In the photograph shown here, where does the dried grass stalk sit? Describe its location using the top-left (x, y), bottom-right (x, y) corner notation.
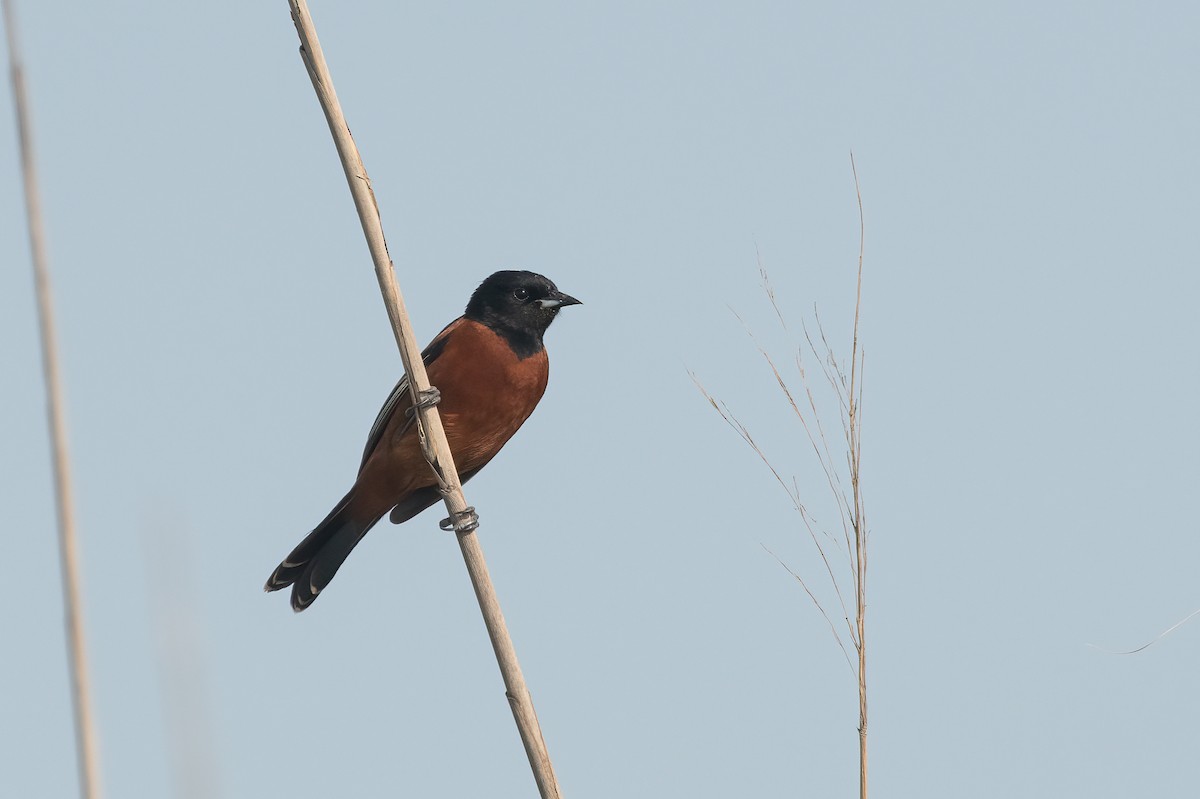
top-left (4, 2), bottom-right (103, 797)
top-left (694, 154), bottom-right (869, 799)
top-left (285, 3), bottom-right (561, 796)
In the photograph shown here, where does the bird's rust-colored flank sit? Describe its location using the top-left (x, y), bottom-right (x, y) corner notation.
top-left (265, 270), bottom-right (580, 612)
top-left (353, 317), bottom-right (549, 520)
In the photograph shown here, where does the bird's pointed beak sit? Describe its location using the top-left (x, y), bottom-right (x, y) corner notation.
top-left (536, 291), bottom-right (582, 310)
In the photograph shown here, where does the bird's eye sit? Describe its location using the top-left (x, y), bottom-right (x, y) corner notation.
top-left (513, 288), bottom-right (530, 301)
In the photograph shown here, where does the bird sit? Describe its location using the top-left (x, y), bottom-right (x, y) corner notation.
top-left (265, 270), bottom-right (580, 611)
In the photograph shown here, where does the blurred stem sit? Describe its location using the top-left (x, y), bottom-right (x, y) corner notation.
top-left (4, 2), bottom-right (103, 798)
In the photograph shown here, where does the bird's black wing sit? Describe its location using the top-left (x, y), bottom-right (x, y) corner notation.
top-left (357, 319), bottom-right (457, 473)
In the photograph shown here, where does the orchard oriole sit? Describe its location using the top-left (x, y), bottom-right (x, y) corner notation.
top-left (265, 270), bottom-right (580, 611)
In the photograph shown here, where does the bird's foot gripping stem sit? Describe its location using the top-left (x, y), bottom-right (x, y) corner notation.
top-left (405, 386), bottom-right (442, 418)
top-left (440, 506), bottom-right (479, 534)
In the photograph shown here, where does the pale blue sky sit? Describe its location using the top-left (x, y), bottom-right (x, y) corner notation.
top-left (3, 2), bottom-right (1198, 797)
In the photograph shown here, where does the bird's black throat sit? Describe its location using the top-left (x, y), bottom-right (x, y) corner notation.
top-left (480, 318), bottom-right (546, 360)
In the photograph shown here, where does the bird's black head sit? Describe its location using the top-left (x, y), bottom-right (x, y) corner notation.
top-left (464, 270), bottom-right (581, 358)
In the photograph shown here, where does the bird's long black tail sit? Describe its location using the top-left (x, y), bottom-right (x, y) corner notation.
top-left (264, 489), bottom-right (383, 612)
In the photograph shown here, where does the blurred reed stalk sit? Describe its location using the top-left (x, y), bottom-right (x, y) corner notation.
top-left (694, 155), bottom-right (869, 799)
top-left (140, 517), bottom-right (221, 799)
top-left (3, 2), bottom-right (103, 798)
top-left (285, 3), bottom-right (562, 796)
